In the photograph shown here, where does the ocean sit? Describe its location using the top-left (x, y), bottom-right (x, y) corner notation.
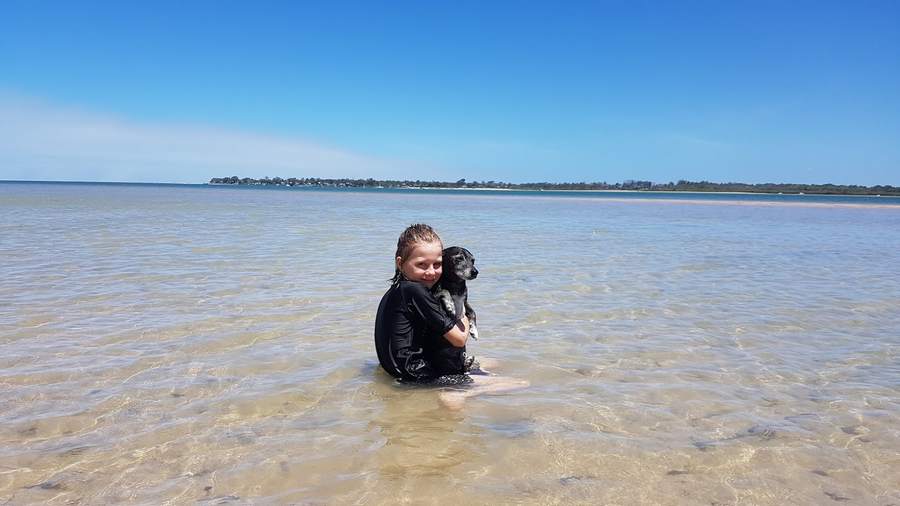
top-left (2, 181), bottom-right (899, 504)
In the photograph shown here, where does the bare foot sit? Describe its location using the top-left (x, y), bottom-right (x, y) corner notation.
top-left (477, 357), bottom-right (501, 370)
top-left (470, 375), bottom-right (529, 391)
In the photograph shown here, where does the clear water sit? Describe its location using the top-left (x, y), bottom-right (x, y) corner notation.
top-left (2, 182), bottom-right (898, 504)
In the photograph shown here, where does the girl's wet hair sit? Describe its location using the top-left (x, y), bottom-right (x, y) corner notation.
top-left (391, 224), bottom-right (443, 285)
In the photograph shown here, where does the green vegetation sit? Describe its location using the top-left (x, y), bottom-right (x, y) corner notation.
top-left (208, 176), bottom-right (900, 196)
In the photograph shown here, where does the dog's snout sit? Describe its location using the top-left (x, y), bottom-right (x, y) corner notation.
top-left (470, 266), bottom-right (478, 278)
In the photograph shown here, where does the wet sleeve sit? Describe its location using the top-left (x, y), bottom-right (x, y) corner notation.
top-left (405, 283), bottom-right (459, 335)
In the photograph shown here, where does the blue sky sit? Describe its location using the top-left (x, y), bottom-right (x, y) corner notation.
top-left (2, 1), bottom-right (899, 185)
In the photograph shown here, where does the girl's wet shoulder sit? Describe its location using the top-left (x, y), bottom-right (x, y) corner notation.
top-left (398, 279), bottom-right (426, 291)
top-left (398, 279), bottom-right (433, 298)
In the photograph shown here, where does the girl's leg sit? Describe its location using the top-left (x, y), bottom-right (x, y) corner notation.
top-left (438, 375), bottom-right (529, 410)
top-left (476, 356), bottom-right (500, 370)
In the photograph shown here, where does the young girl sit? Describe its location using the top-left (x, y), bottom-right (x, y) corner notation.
top-left (374, 224), bottom-right (474, 386)
top-left (374, 224), bottom-right (528, 407)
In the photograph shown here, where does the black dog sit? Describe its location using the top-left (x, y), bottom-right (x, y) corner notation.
top-left (433, 246), bottom-right (479, 340)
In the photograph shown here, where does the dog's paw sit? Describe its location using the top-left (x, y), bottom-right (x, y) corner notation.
top-left (469, 324), bottom-right (479, 340)
top-left (436, 289), bottom-right (455, 315)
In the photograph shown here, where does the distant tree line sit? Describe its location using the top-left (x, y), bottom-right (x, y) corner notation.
top-left (208, 176), bottom-right (900, 195)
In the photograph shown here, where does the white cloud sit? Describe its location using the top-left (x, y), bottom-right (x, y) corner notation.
top-left (0, 92), bottom-right (432, 183)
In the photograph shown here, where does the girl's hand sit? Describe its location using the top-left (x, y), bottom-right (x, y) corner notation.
top-left (444, 315), bottom-right (470, 347)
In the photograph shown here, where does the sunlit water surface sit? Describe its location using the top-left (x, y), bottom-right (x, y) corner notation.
top-left (2, 183), bottom-right (899, 505)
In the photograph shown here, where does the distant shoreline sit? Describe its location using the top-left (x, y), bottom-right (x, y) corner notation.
top-left (3, 179), bottom-right (898, 197)
top-left (408, 186), bottom-right (893, 197)
top-left (207, 177), bottom-right (900, 197)
top-left (395, 187), bottom-right (893, 198)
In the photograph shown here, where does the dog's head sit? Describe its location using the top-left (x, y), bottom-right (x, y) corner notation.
top-left (442, 246), bottom-right (478, 281)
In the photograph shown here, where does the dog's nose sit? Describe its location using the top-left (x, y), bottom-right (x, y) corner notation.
top-left (471, 266), bottom-right (478, 278)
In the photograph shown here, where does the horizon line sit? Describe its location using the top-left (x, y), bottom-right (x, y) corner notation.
top-left (4, 177), bottom-right (900, 190)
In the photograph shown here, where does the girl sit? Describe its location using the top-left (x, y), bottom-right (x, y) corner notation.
top-left (374, 224), bottom-right (528, 407)
top-left (374, 224), bottom-right (474, 386)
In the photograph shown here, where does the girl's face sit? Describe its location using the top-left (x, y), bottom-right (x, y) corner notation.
top-left (397, 241), bottom-right (443, 288)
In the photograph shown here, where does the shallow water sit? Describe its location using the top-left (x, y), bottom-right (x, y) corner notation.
top-left (2, 182), bottom-right (899, 505)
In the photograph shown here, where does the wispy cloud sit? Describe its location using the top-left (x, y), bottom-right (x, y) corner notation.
top-left (0, 92), bottom-right (432, 183)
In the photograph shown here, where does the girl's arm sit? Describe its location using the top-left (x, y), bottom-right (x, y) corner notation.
top-left (443, 315), bottom-right (469, 348)
top-left (405, 282), bottom-right (467, 346)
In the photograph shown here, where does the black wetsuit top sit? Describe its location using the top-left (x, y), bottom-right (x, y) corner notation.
top-left (374, 280), bottom-right (467, 382)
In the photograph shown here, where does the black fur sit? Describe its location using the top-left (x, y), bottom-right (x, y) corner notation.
top-left (433, 246), bottom-right (479, 340)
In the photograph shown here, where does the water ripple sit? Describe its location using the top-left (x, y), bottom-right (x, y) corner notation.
top-left (2, 183), bottom-right (899, 504)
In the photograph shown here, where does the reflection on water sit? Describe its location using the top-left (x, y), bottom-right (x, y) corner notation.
top-left (1, 183), bottom-right (899, 504)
